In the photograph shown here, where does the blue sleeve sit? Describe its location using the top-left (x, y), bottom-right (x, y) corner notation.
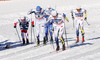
top-left (44, 15), bottom-right (49, 18)
top-left (31, 11), bottom-right (35, 13)
top-left (51, 8), bottom-right (54, 11)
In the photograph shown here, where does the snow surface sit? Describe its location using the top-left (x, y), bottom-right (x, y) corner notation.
top-left (0, 0), bottom-right (100, 60)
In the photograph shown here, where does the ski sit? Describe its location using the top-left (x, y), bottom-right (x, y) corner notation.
top-left (49, 47), bottom-right (68, 54)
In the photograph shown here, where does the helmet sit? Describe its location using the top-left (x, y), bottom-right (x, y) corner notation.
top-left (20, 16), bottom-right (24, 20)
top-left (20, 16), bottom-right (25, 22)
top-left (51, 10), bottom-right (57, 16)
top-left (36, 6), bottom-right (41, 12)
top-left (76, 6), bottom-right (81, 9)
top-left (47, 5), bottom-right (51, 8)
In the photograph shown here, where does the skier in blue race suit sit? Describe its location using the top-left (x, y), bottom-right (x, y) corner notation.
top-left (44, 5), bottom-right (54, 42)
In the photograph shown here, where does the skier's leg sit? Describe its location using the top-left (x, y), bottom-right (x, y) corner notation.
top-left (21, 30), bottom-right (25, 45)
top-left (59, 24), bottom-right (66, 50)
top-left (24, 30), bottom-right (29, 44)
top-left (45, 24), bottom-right (48, 42)
top-left (49, 24), bottom-right (53, 41)
top-left (80, 21), bottom-right (85, 42)
top-left (54, 24), bottom-right (59, 51)
top-left (41, 24), bottom-right (46, 45)
top-left (76, 23), bottom-right (79, 43)
top-left (35, 23), bottom-right (40, 45)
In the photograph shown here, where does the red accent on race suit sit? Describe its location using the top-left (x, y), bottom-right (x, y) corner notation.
top-left (14, 22), bottom-right (18, 26)
top-left (81, 19), bottom-right (83, 21)
top-left (61, 25), bottom-right (63, 27)
top-left (57, 20), bottom-right (63, 25)
top-left (35, 16), bottom-right (43, 20)
top-left (75, 15), bottom-right (83, 17)
top-left (31, 21), bottom-right (34, 25)
top-left (21, 30), bottom-right (27, 33)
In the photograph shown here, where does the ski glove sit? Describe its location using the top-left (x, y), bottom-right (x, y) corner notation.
top-left (14, 25), bottom-right (16, 28)
top-left (32, 25), bottom-right (34, 27)
top-left (31, 21), bottom-right (34, 27)
top-left (14, 22), bottom-right (18, 28)
top-left (72, 17), bottom-right (74, 20)
top-left (84, 17), bottom-right (87, 21)
top-left (63, 13), bottom-right (66, 18)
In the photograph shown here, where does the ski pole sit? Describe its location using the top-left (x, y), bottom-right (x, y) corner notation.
top-left (64, 17), bottom-right (69, 48)
top-left (73, 19), bottom-right (75, 29)
top-left (64, 26), bottom-right (69, 48)
top-left (32, 24), bottom-right (36, 43)
top-left (15, 27), bottom-right (21, 42)
top-left (31, 14), bottom-right (33, 44)
top-left (85, 20), bottom-right (90, 25)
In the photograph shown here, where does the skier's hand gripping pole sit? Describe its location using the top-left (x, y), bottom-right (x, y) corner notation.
top-left (63, 13), bottom-right (69, 22)
top-left (84, 11), bottom-right (90, 25)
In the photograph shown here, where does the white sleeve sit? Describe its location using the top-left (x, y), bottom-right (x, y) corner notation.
top-left (25, 17), bottom-right (30, 22)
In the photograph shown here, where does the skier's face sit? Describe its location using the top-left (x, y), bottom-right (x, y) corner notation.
top-left (48, 8), bottom-right (51, 10)
top-left (21, 19), bottom-right (25, 22)
top-left (53, 16), bottom-right (57, 19)
top-left (77, 9), bottom-right (81, 12)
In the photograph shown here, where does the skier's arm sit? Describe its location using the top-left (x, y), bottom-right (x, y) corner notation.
top-left (71, 10), bottom-right (74, 20)
top-left (63, 13), bottom-right (69, 22)
top-left (27, 9), bottom-right (35, 15)
top-left (84, 10), bottom-right (87, 20)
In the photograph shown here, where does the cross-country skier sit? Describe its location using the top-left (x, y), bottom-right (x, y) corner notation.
top-left (44, 5), bottom-right (54, 42)
top-left (14, 16), bottom-right (30, 45)
top-left (71, 6), bottom-right (87, 43)
top-left (28, 6), bottom-right (46, 46)
top-left (48, 10), bottom-right (69, 51)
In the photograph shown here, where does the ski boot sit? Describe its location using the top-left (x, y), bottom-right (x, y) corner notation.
top-left (50, 37), bottom-right (53, 44)
top-left (82, 37), bottom-right (85, 43)
top-left (46, 37), bottom-right (48, 42)
top-left (62, 44), bottom-right (66, 51)
top-left (37, 37), bottom-right (40, 46)
top-left (45, 37), bottom-right (48, 42)
top-left (26, 39), bottom-right (29, 44)
top-left (76, 37), bottom-right (79, 43)
top-left (43, 37), bottom-right (46, 45)
top-left (23, 38), bottom-right (25, 45)
top-left (56, 45), bottom-right (60, 51)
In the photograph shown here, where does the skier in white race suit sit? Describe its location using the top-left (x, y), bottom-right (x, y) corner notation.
top-left (71, 6), bottom-right (87, 43)
top-left (28, 6), bottom-right (46, 46)
top-left (48, 10), bottom-right (69, 51)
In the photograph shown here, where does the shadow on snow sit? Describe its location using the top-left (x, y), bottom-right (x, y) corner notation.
top-left (70, 42), bottom-right (93, 48)
top-left (0, 39), bottom-right (34, 51)
top-left (88, 37), bottom-right (100, 41)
